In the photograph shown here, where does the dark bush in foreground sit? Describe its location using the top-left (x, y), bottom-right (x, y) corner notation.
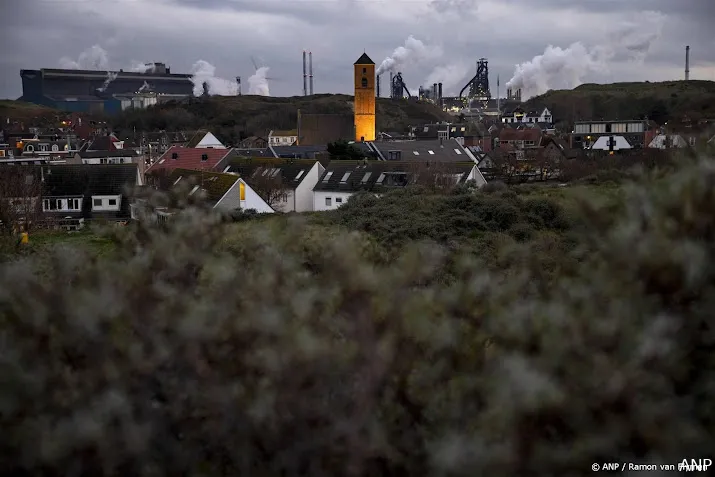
top-left (2, 160), bottom-right (715, 475)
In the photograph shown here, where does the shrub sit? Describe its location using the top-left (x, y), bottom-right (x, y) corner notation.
top-left (2, 159), bottom-right (715, 475)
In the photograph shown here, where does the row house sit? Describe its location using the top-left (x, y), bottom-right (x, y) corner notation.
top-left (0, 164), bottom-right (138, 229)
top-left (502, 107), bottom-right (553, 125)
top-left (571, 120), bottom-right (657, 149)
top-left (313, 161), bottom-right (485, 211)
top-left (268, 130), bottom-right (298, 146)
top-left (133, 168), bottom-right (273, 223)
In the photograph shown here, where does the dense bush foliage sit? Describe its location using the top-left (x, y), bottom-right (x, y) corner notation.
top-left (2, 159), bottom-right (715, 475)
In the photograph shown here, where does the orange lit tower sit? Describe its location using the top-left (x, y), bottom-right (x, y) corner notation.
top-left (354, 53), bottom-right (376, 142)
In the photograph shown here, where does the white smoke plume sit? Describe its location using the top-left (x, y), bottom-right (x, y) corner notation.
top-left (424, 63), bottom-right (470, 96)
top-left (506, 11), bottom-right (665, 98)
top-left (248, 67), bottom-right (270, 96)
top-left (129, 61), bottom-right (154, 73)
top-left (59, 45), bottom-right (110, 70)
top-left (376, 35), bottom-right (441, 76)
top-left (190, 60), bottom-right (238, 96)
top-left (97, 72), bottom-right (118, 93)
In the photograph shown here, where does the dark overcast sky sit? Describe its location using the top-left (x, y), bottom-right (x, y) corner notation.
top-left (0, 0), bottom-right (713, 99)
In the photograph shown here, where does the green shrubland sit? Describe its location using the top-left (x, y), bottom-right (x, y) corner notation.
top-left (1, 159), bottom-right (714, 475)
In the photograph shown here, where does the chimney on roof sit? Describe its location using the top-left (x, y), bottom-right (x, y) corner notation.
top-left (309, 51), bottom-right (314, 95)
top-left (303, 50), bottom-right (307, 96)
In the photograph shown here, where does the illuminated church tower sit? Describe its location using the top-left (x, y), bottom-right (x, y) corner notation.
top-left (354, 53), bottom-right (376, 142)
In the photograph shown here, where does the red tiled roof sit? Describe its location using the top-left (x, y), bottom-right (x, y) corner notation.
top-left (146, 146), bottom-right (231, 174)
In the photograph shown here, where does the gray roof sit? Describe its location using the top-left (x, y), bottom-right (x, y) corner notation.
top-left (224, 157), bottom-right (319, 189)
top-left (313, 160), bottom-right (475, 193)
top-left (371, 139), bottom-right (475, 162)
top-left (232, 148), bottom-right (274, 158)
top-left (271, 145), bottom-right (328, 158)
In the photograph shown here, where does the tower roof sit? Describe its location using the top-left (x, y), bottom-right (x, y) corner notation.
top-left (354, 53), bottom-right (375, 65)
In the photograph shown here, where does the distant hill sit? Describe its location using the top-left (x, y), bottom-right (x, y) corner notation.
top-left (0, 100), bottom-right (62, 126)
top-left (110, 94), bottom-right (453, 144)
top-left (525, 80), bottom-right (715, 125)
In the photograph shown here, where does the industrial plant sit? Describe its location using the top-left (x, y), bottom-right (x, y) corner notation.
top-left (375, 56), bottom-right (523, 118)
top-left (19, 63), bottom-right (195, 114)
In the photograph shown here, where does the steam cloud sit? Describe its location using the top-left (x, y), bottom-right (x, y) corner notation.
top-left (59, 45), bottom-right (110, 70)
top-left (506, 11), bottom-right (665, 98)
top-left (190, 60), bottom-right (239, 96)
top-left (97, 72), bottom-right (118, 93)
top-left (248, 67), bottom-right (270, 96)
top-left (376, 35), bottom-right (441, 76)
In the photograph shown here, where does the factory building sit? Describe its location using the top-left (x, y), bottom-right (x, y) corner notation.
top-left (354, 53), bottom-right (376, 142)
top-left (19, 63), bottom-right (193, 114)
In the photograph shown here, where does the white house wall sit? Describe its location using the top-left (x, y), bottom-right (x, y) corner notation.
top-left (313, 191), bottom-right (353, 211)
top-left (195, 132), bottom-right (226, 149)
top-left (294, 162), bottom-right (324, 212)
top-left (240, 178), bottom-right (274, 213)
top-left (591, 136), bottom-right (632, 150)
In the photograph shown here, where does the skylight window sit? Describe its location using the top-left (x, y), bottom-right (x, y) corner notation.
top-left (454, 149), bottom-right (462, 154)
top-left (322, 171), bottom-right (333, 182)
top-left (189, 185), bottom-right (200, 195)
top-left (428, 150), bottom-right (435, 155)
top-left (295, 170), bottom-right (305, 180)
top-left (223, 165), bottom-right (231, 173)
top-left (340, 172), bottom-right (351, 183)
top-left (376, 173), bottom-right (386, 184)
top-left (270, 168), bottom-right (281, 177)
top-left (413, 151), bottom-right (419, 155)
top-left (361, 172), bottom-right (371, 183)
top-left (173, 176), bottom-right (183, 185)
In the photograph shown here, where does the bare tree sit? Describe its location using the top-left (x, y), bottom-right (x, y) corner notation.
top-left (247, 167), bottom-right (291, 211)
top-left (0, 166), bottom-right (43, 234)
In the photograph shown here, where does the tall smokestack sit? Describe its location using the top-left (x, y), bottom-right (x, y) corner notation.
top-left (377, 74), bottom-right (381, 98)
top-left (433, 83), bottom-right (438, 100)
top-left (302, 50), bottom-right (307, 96)
top-left (438, 83), bottom-right (442, 100)
top-left (236, 76), bottom-right (241, 96)
top-left (309, 51), bottom-right (314, 95)
top-left (497, 74), bottom-right (500, 112)
top-left (685, 45), bottom-right (690, 81)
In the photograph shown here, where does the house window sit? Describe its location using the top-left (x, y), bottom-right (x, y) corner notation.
top-left (336, 197), bottom-right (343, 204)
top-left (93, 198), bottom-right (102, 207)
top-left (325, 197), bottom-right (332, 207)
top-left (361, 77), bottom-right (368, 88)
top-left (239, 182), bottom-right (246, 200)
top-left (171, 152), bottom-right (178, 159)
top-left (201, 154), bottom-right (208, 161)
top-left (689, 136), bottom-right (696, 146)
top-left (108, 198), bottom-right (117, 206)
top-left (363, 67), bottom-right (367, 74)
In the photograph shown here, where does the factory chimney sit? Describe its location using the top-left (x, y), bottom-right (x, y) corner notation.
top-left (236, 76), bottom-right (241, 95)
top-left (377, 74), bottom-right (381, 98)
top-left (685, 45), bottom-right (690, 81)
top-left (433, 83), bottom-right (438, 101)
top-left (302, 50), bottom-right (307, 96)
top-left (309, 51), bottom-right (314, 95)
top-left (497, 74), bottom-right (500, 113)
top-left (438, 83), bottom-right (442, 100)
